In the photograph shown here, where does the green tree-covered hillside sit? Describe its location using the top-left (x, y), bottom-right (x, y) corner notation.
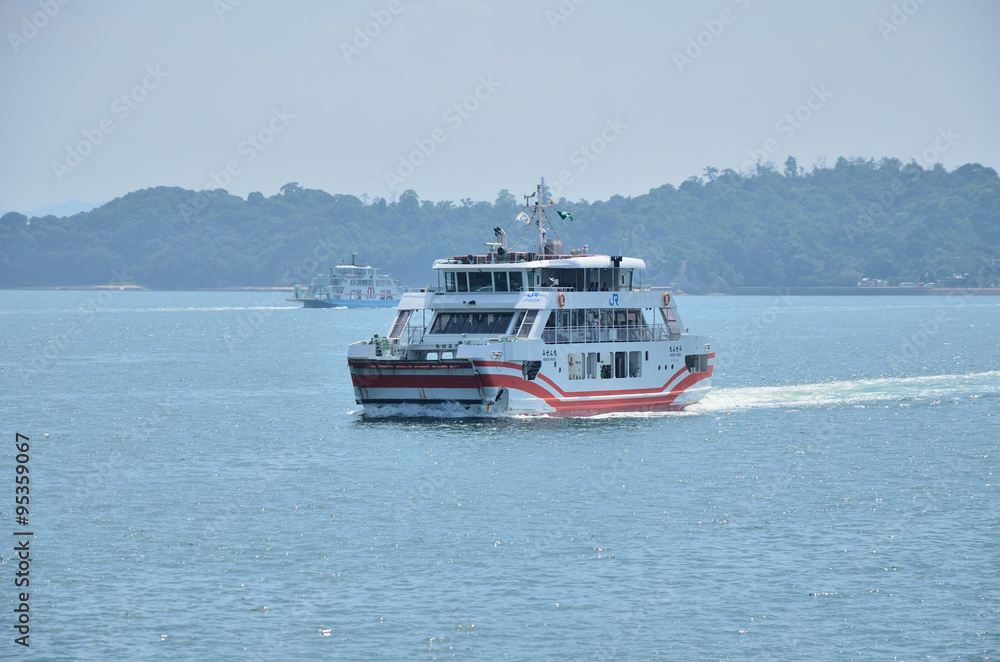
top-left (1, 158), bottom-right (997, 290)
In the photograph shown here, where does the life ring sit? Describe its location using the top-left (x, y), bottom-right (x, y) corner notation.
top-left (558, 292), bottom-right (566, 307)
top-left (663, 291), bottom-right (671, 306)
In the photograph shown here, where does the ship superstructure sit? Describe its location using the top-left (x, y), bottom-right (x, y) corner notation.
top-left (347, 182), bottom-right (713, 415)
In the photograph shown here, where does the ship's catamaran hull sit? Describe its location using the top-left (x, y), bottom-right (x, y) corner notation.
top-left (348, 357), bottom-right (713, 416)
top-left (348, 289), bottom-right (713, 417)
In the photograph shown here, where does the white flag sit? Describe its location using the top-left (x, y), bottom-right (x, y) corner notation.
top-left (516, 212), bottom-right (530, 224)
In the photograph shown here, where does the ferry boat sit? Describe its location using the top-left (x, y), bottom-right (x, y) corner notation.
top-left (347, 182), bottom-right (714, 416)
top-left (287, 255), bottom-right (405, 308)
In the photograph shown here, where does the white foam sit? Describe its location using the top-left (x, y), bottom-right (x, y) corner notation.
top-left (360, 402), bottom-right (499, 419)
top-left (689, 371), bottom-right (1000, 413)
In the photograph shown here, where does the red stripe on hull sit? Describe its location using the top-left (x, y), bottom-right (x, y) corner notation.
top-left (351, 374), bottom-right (483, 389)
top-left (348, 356), bottom-right (712, 416)
top-left (479, 369), bottom-right (712, 414)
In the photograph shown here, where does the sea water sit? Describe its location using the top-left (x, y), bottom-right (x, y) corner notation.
top-left (1, 291), bottom-right (997, 660)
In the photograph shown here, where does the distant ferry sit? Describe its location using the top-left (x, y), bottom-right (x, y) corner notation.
top-left (287, 256), bottom-right (405, 308)
top-left (347, 181), bottom-right (714, 416)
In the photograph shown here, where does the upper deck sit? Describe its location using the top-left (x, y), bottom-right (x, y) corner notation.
top-left (432, 253), bottom-right (648, 294)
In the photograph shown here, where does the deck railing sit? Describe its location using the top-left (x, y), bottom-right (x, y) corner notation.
top-left (541, 324), bottom-right (678, 344)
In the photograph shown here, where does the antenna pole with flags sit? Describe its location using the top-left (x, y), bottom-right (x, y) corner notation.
top-left (534, 181), bottom-right (544, 255)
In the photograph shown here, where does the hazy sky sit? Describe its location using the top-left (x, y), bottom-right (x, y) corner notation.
top-left (2, 0), bottom-right (998, 212)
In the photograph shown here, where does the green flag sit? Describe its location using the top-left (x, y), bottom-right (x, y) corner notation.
top-left (556, 210), bottom-right (573, 221)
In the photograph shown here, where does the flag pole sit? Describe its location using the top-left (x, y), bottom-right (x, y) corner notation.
top-left (534, 180), bottom-right (544, 256)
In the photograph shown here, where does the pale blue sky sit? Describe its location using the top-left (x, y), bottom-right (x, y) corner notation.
top-left (1, 0), bottom-right (998, 212)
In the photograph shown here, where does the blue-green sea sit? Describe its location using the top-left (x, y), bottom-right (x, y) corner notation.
top-left (2, 291), bottom-right (998, 660)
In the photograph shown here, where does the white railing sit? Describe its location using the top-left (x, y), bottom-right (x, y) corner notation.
top-left (541, 324), bottom-right (677, 344)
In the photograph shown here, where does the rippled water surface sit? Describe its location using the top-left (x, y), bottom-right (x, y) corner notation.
top-left (2, 291), bottom-right (998, 660)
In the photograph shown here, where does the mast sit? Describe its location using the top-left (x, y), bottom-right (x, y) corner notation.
top-left (534, 181), bottom-right (544, 254)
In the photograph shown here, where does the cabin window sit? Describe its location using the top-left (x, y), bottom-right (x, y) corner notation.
top-left (615, 351), bottom-right (627, 378)
top-left (542, 311), bottom-right (556, 344)
top-left (472, 312), bottom-right (514, 334)
top-left (511, 310), bottom-right (525, 335)
top-left (388, 310), bottom-right (413, 339)
top-left (522, 360), bottom-right (541, 381)
top-left (685, 354), bottom-right (709, 373)
top-left (445, 272), bottom-right (457, 292)
top-left (469, 271), bottom-right (492, 292)
top-left (629, 351), bottom-right (642, 378)
top-left (660, 307), bottom-right (682, 338)
top-left (517, 309), bottom-right (538, 339)
top-left (599, 353), bottom-right (613, 379)
top-left (429, 312), bottom-right (513, 335)
top-left (494, 272), bottom-right (509, 292)
top-left (586, 352), bottom-right (598, 379)
top-left (456, 272), bottom-right (469, 292)
top-left (567, 353), bottom-right (584, 380)
top-left (509, 272), bottom-right (524, 291)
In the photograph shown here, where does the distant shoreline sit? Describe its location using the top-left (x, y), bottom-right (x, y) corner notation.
top-left (4, 286), bottom-right (296, 292)
top-left (732, 286), bottom-right (1000, 296)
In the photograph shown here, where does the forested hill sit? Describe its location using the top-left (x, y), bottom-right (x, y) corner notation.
top-left (2, 158), bottom-right (998, 291)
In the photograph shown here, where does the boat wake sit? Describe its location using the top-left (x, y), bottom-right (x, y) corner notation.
top-left (352, 402), bottom-right (502, 419)
top-left (349, 371), bottom-right (1000, 420)
top-left (689, 371), bottom-right (1000, 413)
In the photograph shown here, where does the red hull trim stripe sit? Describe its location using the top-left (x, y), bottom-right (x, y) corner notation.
top-left (351, 374), bottom-right (483, 389)
top-left (475, 354), bottom-right (714, 398)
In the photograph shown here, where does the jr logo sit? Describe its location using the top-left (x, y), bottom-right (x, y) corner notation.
top-left (608, 293), bottom-right (620, 307)
top-left (525, 292), bottom-right (540, 300)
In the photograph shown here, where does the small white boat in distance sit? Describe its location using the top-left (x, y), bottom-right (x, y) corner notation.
top-left (287, 254), bottom-right (405, 308)
top-left (347, 181), bottom-right (714, 416)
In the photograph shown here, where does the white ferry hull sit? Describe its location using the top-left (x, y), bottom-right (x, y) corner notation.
top-left (290, 296), bottom-right (402, 308)
top-left (348, 339), bottom-right (713, 417)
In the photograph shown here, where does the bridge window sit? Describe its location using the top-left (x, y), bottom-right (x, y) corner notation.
top-left (469, 272), bottom-right (492, 292)
top-left (494, 272), bottom-right (509, 292)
